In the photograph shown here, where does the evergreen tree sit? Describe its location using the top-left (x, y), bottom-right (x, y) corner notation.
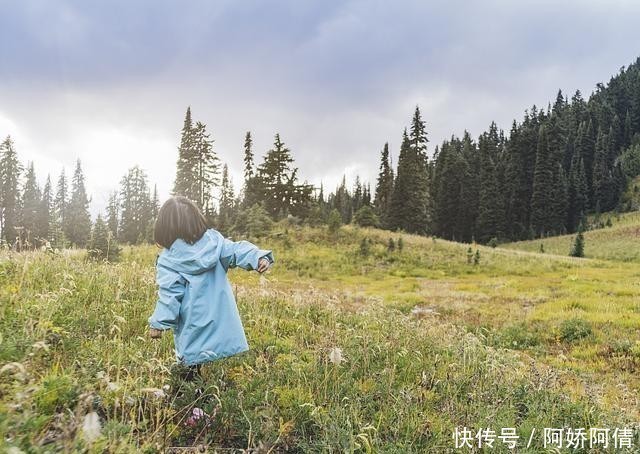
top-left (119, 166), bottom-right (152, 244)
top-left (88, 214), bottom-right (120, 261)
top-left (218, 164), bottom-right (236, 234)
top-left (21, 162), bottom-right (42, 246)
top-left (173, 108), bottom-right (220, 214)
top-left (593, 128), bottom-right (614, 211)
top-left (256, 133), bottom-right (313, 219)
top-left (174, 107), bottom-right (195, 196)
top-left (243, 131), bottom-right (254, 181)
top-left (570, 222), bottom-right (585, 258)
top-left (476, 128), bottom-right (506, 242)
top-left (66, 160), bottom-right (92, 247)
top-left (374, 142), bottom-right (394, 228)
top-left (567, 153), bottom-right (588, 232)
top-left (0, 136), bottom-right (22, 245)
top-left (106, 191), bottom-right (119, 240)
top-left (389, 109), bottom-right (430, 234)
top-left (192, 121), bottom-right (219, 215)
top-left (530, 125), bottom-right (554, 236)
top-left (38, 175), bottom-right (53, 243)
top-left (353, 205), bottom-right (378, 227)
top-left (55, 169), bottom-right (68, 232)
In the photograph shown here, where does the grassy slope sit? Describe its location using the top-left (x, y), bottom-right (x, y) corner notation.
top-left (504, 211), bottom-right (640, 262)
top-left (1, 225), bottom-right (639, 452)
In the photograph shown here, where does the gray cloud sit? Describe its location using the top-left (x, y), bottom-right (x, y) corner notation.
top-left (1, 0), bottom-right (639, 215)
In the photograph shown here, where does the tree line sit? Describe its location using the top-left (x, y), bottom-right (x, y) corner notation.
top-left (3, 56), bottom-right (640, 250)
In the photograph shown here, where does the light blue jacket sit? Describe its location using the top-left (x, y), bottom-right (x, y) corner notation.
top-left (149, 229), bottom-right (274, 365)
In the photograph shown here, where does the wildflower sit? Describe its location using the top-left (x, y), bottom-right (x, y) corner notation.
top-left (329, 347), bottom-right (344, 365)
top-left (107, 382), bottom-right (120, 392)
top-left (82, 411), bottom-right (102, 442)
top-left (185, 407), bottom-right (208, 427)
top-left (141, 387), bottom-right (166, 399)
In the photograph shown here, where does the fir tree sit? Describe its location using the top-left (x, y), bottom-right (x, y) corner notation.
top-left (388, 112), bottom-right (430, 235)
top-left (119, 166), bottom-right (152, 244)
top-left (88, 214), bottom-right (120, 261)
top-left (218, 164), bottom-right (235, 234)
top-left (530, 125), bottom-right (553, 236)
top-left (256, 133), bottom-right (312, 219)
top-left (0, 136), bottom-right (22, 245)
top-left (243, 131), bottom-right (254, 181)
top-left (567, 154), bottom-right (588, 232)
top-left (174, 107), bottom-right (195, 196)
top-left (570, 223), bottom-right (585, 258)
top-left (476, 127), bottom-right (506, 242)
top-left (21, 162), bottom-right (41, 246)
top-left (38, 175), bottom-right (53, 243)
top-left (66, 160), bottom-right (92, 247)
top-left (374, 142), bottom-right (394, 228)
top-left (106, 191), bottom-right (119, 240)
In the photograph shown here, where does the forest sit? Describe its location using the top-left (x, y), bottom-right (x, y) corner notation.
top-left (2, 57), bottom-right (640, 251)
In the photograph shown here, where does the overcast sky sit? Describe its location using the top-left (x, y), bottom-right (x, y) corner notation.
top-left (1, 0), bottom-right (640, 215)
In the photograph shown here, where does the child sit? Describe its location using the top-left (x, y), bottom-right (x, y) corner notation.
top-left (148, 196), bottom-right (274, 374)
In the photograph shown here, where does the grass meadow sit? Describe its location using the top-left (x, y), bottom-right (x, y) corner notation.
top-left (1, 223), bottom-right (640, 452)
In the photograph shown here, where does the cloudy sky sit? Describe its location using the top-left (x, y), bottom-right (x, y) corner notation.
top-left (1, 0), bottom-right (640, 215)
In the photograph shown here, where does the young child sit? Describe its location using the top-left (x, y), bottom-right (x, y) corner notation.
top-left (148, 196), bottom-right (274, 374)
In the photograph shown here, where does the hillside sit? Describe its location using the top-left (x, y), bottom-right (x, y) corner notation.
top-left (505, 210), bottom-right (640, 262)
top-left (1, 225), bottom-right (639, 451)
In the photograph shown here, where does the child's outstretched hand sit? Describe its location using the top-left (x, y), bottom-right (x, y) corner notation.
top-left (257, 258), bottom-right (271, 273)
top-left (149, 328), bottom-right (163, 339)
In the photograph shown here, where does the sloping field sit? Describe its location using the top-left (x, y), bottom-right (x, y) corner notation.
top-left (1, 226), bottom-right (638, 451)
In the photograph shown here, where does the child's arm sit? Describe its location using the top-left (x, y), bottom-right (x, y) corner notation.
top-left (220, 238), bottom-right (274, 272)
top-left (148, 265), bottom-right (186, 335)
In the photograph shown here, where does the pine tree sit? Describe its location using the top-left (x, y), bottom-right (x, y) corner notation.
top-left (567, 153), bottom-right (588, 232)
top-left (550, 162), bottom-right (569, 234)
top-left (106, 191), bottom-right (119, 240)
top-left (374, 142), bottom-right (394, 228)
top-left (192, 121), bottom-right (219, 215)
top-left (256, 133), bottom-right (312, 219)
top-left (38, 175), bottom-right (53, 243)
top-left (243, 131), bottom-right (254, 181)
top-left (174, 107), bottom-right (195, 196)
top-left (88, 214), bottom-right (120, 261)
top-left (66, 160), bottom-right (92, 247)
top-left (218, 164), bottom-right (235, 234)
top-left (173, 108), bottom-right (220, 214)
top-left (21, 162), bottom-right (42, 246)
top-left (530, 125), bottom-right (554, 236)
top-left (119, 166), bottom-right (152, 244)
top-left (476, 128), bottom-right (506, 242)
top-left (388, 108), bottom-right (430, 235)
top-left (0, 136), bottom-right (22, 245)
top-left (570, 222), bottom-right (585, 258)
top-left (593, 128), bottom-right (614, 212)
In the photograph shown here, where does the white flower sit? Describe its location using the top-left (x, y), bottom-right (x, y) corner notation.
top-left (328, 347), bottom-right (344, 365)
top-left (107, 382), bottom-right (120, 392)
top-left (82, 411), bottom-right (102, 442)
top-left (141, 387), bottom-right (166, 399)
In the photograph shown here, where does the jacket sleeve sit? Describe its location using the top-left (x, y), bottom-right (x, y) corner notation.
top-left (220, 238), bottom-right (274, 272)
top-left (148, 265), bottom-right (186, 330)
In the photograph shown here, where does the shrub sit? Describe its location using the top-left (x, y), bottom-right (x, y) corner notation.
top-left (487, 237), bottom-right (498, 248)
top-left (570, 224), bottom-right (585, 258)
top-left (559, 318), bottom-right (593, 343)
top-left (34, 374), bottom-right (78, 415)
top-left (353, 205), bottom-right (379, 228)
top-left (327, 209), bottom-right (342, 234)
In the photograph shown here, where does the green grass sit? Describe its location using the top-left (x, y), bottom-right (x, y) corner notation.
top-left (1, 224), bottom-right (639, 451)
top-left (504, 211), bottom-right (640, 262)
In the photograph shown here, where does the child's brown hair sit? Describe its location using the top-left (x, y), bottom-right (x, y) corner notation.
top-left (154, 196), bottom-right (209, 249)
